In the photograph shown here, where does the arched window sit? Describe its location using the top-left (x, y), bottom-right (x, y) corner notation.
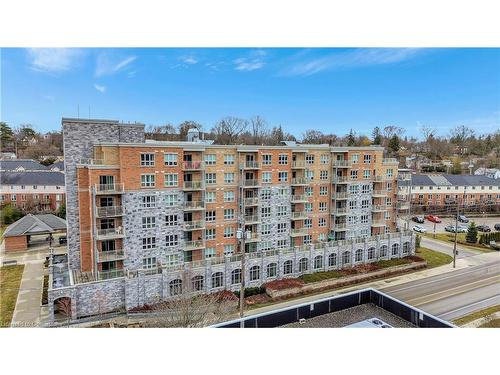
top-left (313, 255), bottom-right (323, 269)
top-left (249, 266), bottom-right (260, 281)
top-left (231, 269), bottom-right (241, 285)
top-left (266, 263), bottom-right (277, 278)
top-left (328, 253), bottom-right (337, 267)
top-left (367, 247), bottom-right (375, 260)
top-left (403, 242), bottom-right (410, 255)
top-left (169, 279), bottom-right (182, 296)
top-left (298, 258), bottom-right (308, 272)
top-left (283, 260), bottom-right (293, 275)
top-left (355, 249), bottom-right (363, 262)
top-left (392, 243), bottom-right (400, 256)
top-left (211, 272), bottom-right (224, 288)
top-left (192, 275), bottom-right (204, 291)
top-left (342, 251), bottom-right (351, 264)
top-left (380, 245), bottom-right (388, 257)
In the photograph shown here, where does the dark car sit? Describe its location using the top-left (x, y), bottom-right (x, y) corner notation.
top-left (412, 216), bottom-right (424, 223)
top-left (59, 236), bottom-right (67, 245)
top-left (495, 223), bottom-right (500, 231)
top-left (476, 225), bottom-right (491, 233)
top-left (458, 215), bottom-right (469, 223)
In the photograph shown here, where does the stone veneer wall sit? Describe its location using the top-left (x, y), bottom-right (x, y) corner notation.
top-left (259, 186), bottom-right (291, 250)
top-left (346, 182), bottom-right (373, 239)
top-left (62, 119), bottom-right (144, 270)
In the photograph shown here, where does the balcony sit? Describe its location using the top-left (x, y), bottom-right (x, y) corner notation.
top-left (373, 175), bottom-right (391, 182)
top-left (332, 160), bottom-right (351, 168)
top-left (183, 220), bottom-right (205, 231)
top-left (95, 183), bottom-right (124, 194)
top-left (290, 228), bottom-right (309, 237)
top-left (243, 197), bottom-right (259, 206)
top-left (333, 192), bottom-right (349, 200)
top-left (95, 228), bottom-right (125, 240)
top-left (383, 158), bottom-right (399, 165)
top-left (244, 214), bottom-right (260, 224)
top-left (183, 181), bottom-right (204, 190)
top-left (96, 205), bottom-right (123, 218)
top-left (332, 176), bottom-right (350, 184)
top-left (291, 161), bottom-right (306, 169)
top-left (332, 207), bottom-right (348, 216)
top-left (372, 205), bottom-right (387, 212)
top-left (245, 233), bottom-right (261, 243)
top-left (242, 179), bottom-right (260, 188)
top-left (332, 223), bottom-right (348, 231)
top-left (372, 190), bottom-right (388, 197)
top-left (96, 249), bottom-right (125, 263)
top-left (291, 194), bottom-right (308, 203)
top-left (183, 161), bottom-right (204, 170)
top-left (97, 269), bottom-right (125, 281)
top-left (184, 240), bottom-right (205, 251)
top-left (241, 161), bottom-right (260, 169)
top-left (184, 200), bottom-right (205, 210)
top-left (397, 202), bottom-right (410, 210)
top-left (291, 177), bottom-right (309, 186)
top-left (291, 211), bottom-right (308, 220)
top-left (371, 219), bottom-right (386, 227)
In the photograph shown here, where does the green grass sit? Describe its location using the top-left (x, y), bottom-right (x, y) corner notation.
top-left (300, 270), bottom-right (346, 283)
top-left (0, 265), bottom-right (25, 327)
top-left (415, 247), bottom-right (453, 268)
top-left (423, 232), bottom-right (493, 253)
top-left (453, 304), bottom-right (500, 326)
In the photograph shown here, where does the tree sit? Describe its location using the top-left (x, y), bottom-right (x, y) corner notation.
top-left (466, 222), bottom-right (478, 244)
top-left (57, 203), bottom-right (66, 219)
top-left (415, 234), bottom-right (421, 249)
top-left (40, 157), bottom-right (57, 166)
top-left (0, 205), bottom-right (24, 225)
top-left (178, 121), bottom-right (202, 140)
top-left (302, 130), bottom-right (326, 144)
top-left (450, 159), bottom-right (462, 175)
top-left (383, 125), bottom-right (405, 139)
top-left (249, 116), bottom-right (269, 145)
top-left (0, 122), bottom-right (14, 148)
top-left (450, 125), bottom-right (475, 154)
top-left (388, 135), bottom-right (401, 154)
top-left (346, 129), bottom-right (356, 146)
top-left (372, 126), bottom-right (382, 145)
top-left (211, 117), bottom-right (248, 144)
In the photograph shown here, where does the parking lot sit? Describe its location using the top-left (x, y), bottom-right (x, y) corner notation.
top-left (402, 215), bottom-right (500, 233)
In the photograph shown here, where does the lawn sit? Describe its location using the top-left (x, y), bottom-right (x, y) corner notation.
top-left (453, 304), bottom-right (500, 326)
top-left (423, 232), bottom-right (493, 253)
top-left (415, 247), bottom-right (453, 268)
top-left (0, 265), bottom-right (25, 327)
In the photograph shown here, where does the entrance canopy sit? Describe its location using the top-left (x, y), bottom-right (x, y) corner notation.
top-left (3, 214), bottom-right (67, 238)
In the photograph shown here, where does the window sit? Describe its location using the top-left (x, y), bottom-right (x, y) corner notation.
top-left (349, 201), bottom-right (357, 210)
top-left (142, 257), bottom-right (156, 269)
top-left (205, 173), bottom-right (216, 184)
top-left (305, 186), bottom-right (313, 196)
top-left (224, 154), bottom-right (235, 165)
top-left (141, 174), bottom-right (155, 187)
top-left (320, 154), bottom-right (329, 164)
top-left (262, 172), bottom-right (272, 183)
top-left (350, 170), bottom-right (358, 180)
top-left (205, 228), bottom-right (216, 240)
top-left (169, 279), bottom-right (182, 295)
top-left (305, 202), bottom-right (312, 212)
top-left (360, 215), bottom-right (369, 224)
top-left (319, 233), bottom-right (326, 241)
top-left (33, 186), bottom-right (38, 190)
top-left (367, 247), bottom-right (375, 260)
top-left (165, 214), bottom-right (178, 226)
top-left (314, 255), bottom-right (323, 269)
top-left (278, 259), bottom-right (292, 275)
top-left (224, 226), bottom-right (234, 238)
top-left (165, 194), bottom-right (177, 206)
top-left (319, 217), bottom-right (326, 227)
top-left (206, 210), bottom-right (216, 222)
top-left (362, 184), bottom-right (370, 194)
top-left (277, 239), bottom-right (287, 248)
top-left (299, 258), bottom-right (308, 272)
top-left (277, 222), bottom-right (287, 233)
top-left (165, 254), bottom-right (179, 266)
top-left (204, 154), bottom-right (216, 165)
top-left (277, 206), bottom-right (287, 217)
top-left (140, 153), bottom-right (155, 166)
top-left (262, 154), bottom-right (272, 165)
top-left (165, 235), bottom-right (178, 247)
top-left (142, 237), bottom-right (156, 249)
top-left (320, 170), bottom-right (328, 180)
top-left (380, 245), bottom-right (388, 257)
top-left (319, 202), bottom-right (327, 212)
top-left (304, 218), bottom-right (312, 228)
top-left (392, 243), bottom-right (400, 256)
top-left (363, 154), bottom-right (371, 164)
top-left (192, 276), bottom-right (204, 291)
top-left (361, 199), bottom-right (370, 209)
top-left (261, 224), bottom-right (271, 236)
top-left (164, 173), bottom-right (178, 187)
top-left (261, 206), bottom-right (271, 218)
top-left (351, 154), bottom-right (359, 163)
top-left (266, 263), bottom-right (277, 278)
top-left (224, 208), bottom-right (235, 220)
top-left (355, 249), bottom-right (363, 262)
top-left (205, 191), bottom-right (216, 203)
top-left (385, 211), bottom-right (391, 220)
top-left (320, 186), bottom-right (328, 196)
top-left (278, 171), bottom-right (288, 182)
top-left (11, 194), bottom-right (16, 201)
top-left (304, 235), bottom-right (312, 244)
top-left (278, 154), bottom-right (288, 165)
top-left (260, 241), bottom-right (272, 251)
top-left (342, 251), bottom-right (351, 264)
top-left (249, 266), bottom-right (260, 281)
top-left (305, 170), bottom-right (314, 180)
top-left (349, 184), bottom-right (359, 194)
top-left (164, 153), bottom-right (178, 166)
top-left (212, 272), bottom-right (224, 288)
top-left (142, 195), bottom-right (156, 208)
top-left (403, 242), bottom-right (410, 255)
top-left (363, 170), bottom-right (371, 179)
top-left (328, 253), bottom-right (337, 267)
top-left (142, 216), bottom-right (156, 229)
top-left (224, 172), bottom-right (235, 184)
top-left (306, 154), bottom-right (315, 165)
top-left (261, 188), bottom-right (271, 200)
top-left (231, 269), bottom-right (241, 284)
top-left (387, 168), bottom-right (393, 177)
top-left (215, 191), bottom-right (229, 204)
top-left (224, 244), bottom-right (234, 255)
top-left (279, 188), bottom-right (288, 196)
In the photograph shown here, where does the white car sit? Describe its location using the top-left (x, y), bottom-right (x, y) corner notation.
top-left (413, 225), bottom-right (427, 233)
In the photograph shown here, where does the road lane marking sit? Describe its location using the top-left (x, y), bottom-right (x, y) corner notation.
top-left (437, 294), bottom-right (500, 319)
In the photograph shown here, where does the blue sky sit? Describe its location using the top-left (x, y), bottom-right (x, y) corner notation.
top-left (1, 48), bottom-right (499, 139)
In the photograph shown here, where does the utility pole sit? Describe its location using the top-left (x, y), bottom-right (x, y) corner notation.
top-left (237, 227), bottom-right (247, 323)
top-left (452, 200), bottom-right (459, 268)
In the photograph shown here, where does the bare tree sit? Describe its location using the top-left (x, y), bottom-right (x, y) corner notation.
top-left (382, 125), bottom-right (405, 139)
top-left (211, 117), bottom-right (248, 144)
top-left (178, 121), bottom-right (203, 140)
top-left (56, 297), bottom-right (72, 324)
top-left (450, 125), bottom-right (475, 154)
top-left (249, 116), bottom-right (269, 145)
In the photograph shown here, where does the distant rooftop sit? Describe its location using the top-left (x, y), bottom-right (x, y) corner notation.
top-left (1, 171), bottom-right (65, 186)
top-left (0, 159), bottom-right (48, 171)
top-left (4, 214), bottom-right (67, 237)
top-left (411, 174), bottom-right (500, 187)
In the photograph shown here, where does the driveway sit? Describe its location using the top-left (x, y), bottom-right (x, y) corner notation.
top-left (404, 215), bottom-right (500, 234)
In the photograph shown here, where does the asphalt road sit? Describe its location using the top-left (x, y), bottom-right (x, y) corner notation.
top-left (406, 215), bottom-right (500, 233)
top-left (420, 236), bottom-right (481, 259)
top-left (381, 260), bottom-right (500, 322)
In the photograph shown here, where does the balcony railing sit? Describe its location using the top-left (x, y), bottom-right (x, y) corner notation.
top-left (96, 228), bottom-right (125, 239)
top-left (332, 207), bottom-right (348, 215)
top-left (291, 194), bottom-right (308, 202)
top-left (184, 200), bottom-right (205, 210)
top-left (97, 269), bottom-right (125, 280)
top-left (372, 190), bottom-right (388, 197)
top-left (397, 202), bottom-right (410, 210)
top-left (96, 206), bottom-right (123, 218)
top-left (183, 181), bottom-right (204, 190)
top-left (332, 160), bottom-right (351, 168)
top-left (291, 211), bottom-right (308, 219)
top-left (243, 197), bottom-right (259, 206)
top-left (184, 240), bottom-right (205, 251)
top-left (242, 179), bottom-right (260, 187)
top-left (183, 220), bottom-right (205, 231)
top-left (241, 161), bottom-right (260, 169)
top-left (291, 177), bottom-right (308, 185)
top-left (371, 220), bottom-right (386, 227)
top-left (183, 161), bottom-right (204, 170)
top-left (373, 175), bottom-right (391, 182)
top-left (332, 176), bottom-right (350, 184)
top-left (245, 233), bottom-right (261, 242)
top-left (80, 158), bottom-right (106, 165)
top-left (95, 183), bottom-right (124, 194)
top-left (333, 192), bottom-right (349, 199)
top-left (291, 161), bottom-right (306, 168)
top-left (244, 214), bottom-right (260, 223)
top-left (372, 204), bottom-right (387, 212)
top-left (290, 228), bottom-right (309, 236)
top-left (383, 158), bottom-right (399, 164)
top-left (97, 249), bottom-right (125, 262)
top-left (332, 223), bottom-right (348, 231)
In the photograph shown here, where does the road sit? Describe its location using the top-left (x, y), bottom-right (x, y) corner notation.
top-left (403, 215), bottom-right (500, 234)
top-left (381, 260), bottom-right (500, 322)
top-left (420, 235), bottom-right (481, 259)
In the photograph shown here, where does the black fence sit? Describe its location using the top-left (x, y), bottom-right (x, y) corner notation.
top-left (213, 288), bottom-right (454, 328)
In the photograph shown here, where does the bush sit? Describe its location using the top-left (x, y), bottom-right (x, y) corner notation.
top-left (466, 222), bottom-right (478, 244)
top-left (233, 286), bottom-right (266, 298)
top-left (0, 204), bottom-right (24, 225)
top-left (480, 232), bottom-right (500, 244)
top-left (415, 234), bottom-right (421, 249)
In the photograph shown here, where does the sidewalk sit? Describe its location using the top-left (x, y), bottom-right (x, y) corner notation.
top-left (10, 261), bottom-right (44, 327)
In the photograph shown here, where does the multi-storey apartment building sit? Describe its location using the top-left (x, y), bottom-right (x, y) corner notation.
top-left (47, 118), bottom-right (414, 322)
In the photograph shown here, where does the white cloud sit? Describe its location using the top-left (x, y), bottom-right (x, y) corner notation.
top-left (233, 50), bottom-right (267, 71)
top-left (180, 56), bottom-right (198, 65)
top-left (95, 53), bottom-right (137, 77)
top-left (94, 84), bottom-right (106, 93)
top-left (282, 48), bottom-right (424, 76)
top-left (26, 48), bottom-right (83, 73)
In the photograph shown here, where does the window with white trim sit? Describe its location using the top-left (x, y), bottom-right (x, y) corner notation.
top-left (165, 254), bottom-right (180, 266)
top-left (165, 194), bottom-right (177, 206)
top-left (304, 218), bottom-right (312, 228)
top-left (164, 153), bottom-right (178, 166)
top-left (262, 154), bottom-right (272, 165)
top-left (224, 226), bottom-right (234, 238)
top-left (351, 154), bottom-right (359, 163)
top-left (224, 191), bottom-right (235, 202)
top-left (165, 235), bottom-right (178, 247)
top-left (350, 170), bottom-right (358, 180)
top-left (319, 217), bottom-right (326, 227)
top-left (363, 170), bottom-right (371, 179)
top-left (261, 224), bottom-right (271, 236)
top-left (261, 206), bottom-right (271, 218)
top-left (224, 244), bottom-right (234, 255)
top-left (204, 154), bottom-right (216, 165)
top-left (206, 210), bottom-right (216, 222)
top-left (278, 154), bottom-right (288, 165)
top-left (165, 214), bottom-right (178, 226)
top-left (277, 239), bottom-right (287, 249)
top-left (305, 186), bottom-right (313, 196)
top-left (278, 171), bottom-right (288, 182)
top-left (224, 154), bottom-right (235, 165)
top-left (205, 191), bottom-right (216, 203)
top-left (224, 208), bottom-right (235, 220)
top-left (142, 216), bottom-right (156, 229)
top-left (277, 222), bottom-right (287, 233)
top-left (320, 154), bottom-right (329, 164)
top-left (224, 172), bottom-right (235, 184)
top-left (261, 188), bottom-right (271, 200)
top-left (141, 174), bottom-right (155, 187)
top-left (142, 195), bottom-right (156, 208)
top-left (363, 154), bottom-right (371, 164)
top-left (277, 206), bottom-right (287, 216)
top-left (140, 153), bottom-right (155, 166)
top-left (205, 228), bottom-right (216, 240)
top-left (306, 154), bottom-right (315, 165)
top-left (164, 173), bottom-right (178, 187)
top-left (205, 173), bottom-right (216, 184)
top-left (304, 235), bottom-right (312, 244)
top-left (319, 202), bottom-right (327, 212)
top-left (142, 237), bottom-right (156, 249)
top-left (262, 172), bottom-right (272, 183)
top-left (320, 186), bottom-right (328, 196)
top-left (305, 202), bottom-right (312, 212)
top-left (205, 247), bottom-right (216, 259)
top-left (143, 257), bottom-right (156, 269)
top-left (320, 170), bottom-right (328, 180)
top-left (360, 215), bottom-right (369, 224)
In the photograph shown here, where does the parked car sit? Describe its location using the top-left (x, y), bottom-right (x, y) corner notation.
top-left (494, 223), bottom-right (500, 231)
top-left (457, 225), bottom-right (468, 233)
top-left (412, 216), bottom-right (425, 223)
top-left (489, 241), bottom-right (500, 251)
top-left (426, 215), bottom-right (442, 223)
top-left (412, 225), bottom-right (427, 233)
top-left (458, 215), bottom-right (469, 223)
top-left (444, 225), bottom-right (457, 233)
top-left (476, 225), bottom-right (491, 232)
top-left (59, 236), bottom-right (67, 245)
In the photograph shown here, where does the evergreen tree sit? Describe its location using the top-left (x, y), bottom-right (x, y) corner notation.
top-left (466, 222), bottom-right (478, 244)
top-left (346, 129), bottom-right (356, 146)
top-left (388, 134), bottom-right (401, 154)
top-left (372, 126), bottom-right (382, 145)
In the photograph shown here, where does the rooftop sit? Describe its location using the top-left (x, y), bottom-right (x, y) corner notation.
top-left (1, 171), bottom-right (65, 186)
top-left (411, 174), bottom-right (500, 187)
top-left (0, 159), bottom-right (49, 171)
top-left (3, 214), bottom-right (67, 237)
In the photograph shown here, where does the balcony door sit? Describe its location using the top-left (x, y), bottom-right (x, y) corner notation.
top-left (99, 175), bottom-right (114, 186)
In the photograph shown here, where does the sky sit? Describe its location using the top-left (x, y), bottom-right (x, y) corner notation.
top-left (1, 48), bottom-right (499, 140)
